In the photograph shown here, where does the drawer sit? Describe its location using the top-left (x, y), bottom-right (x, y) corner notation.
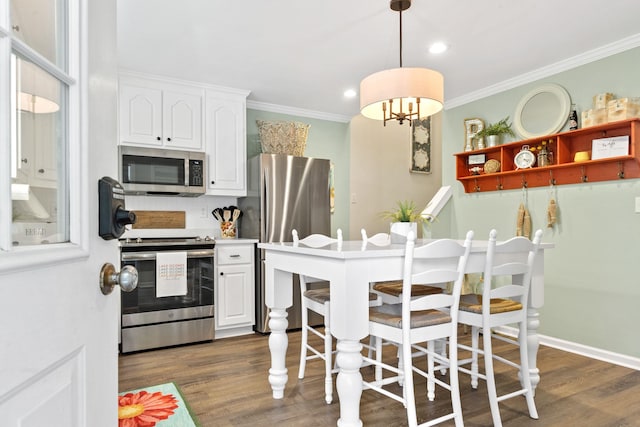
top-left (217, 245), bottom-right (253, 265)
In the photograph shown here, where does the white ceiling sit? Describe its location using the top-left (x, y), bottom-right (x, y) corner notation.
top-left (117, 0), bottom-right (640, 122)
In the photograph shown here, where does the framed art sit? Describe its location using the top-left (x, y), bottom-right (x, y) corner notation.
top-left (411, 117), bottom-right (431, 173)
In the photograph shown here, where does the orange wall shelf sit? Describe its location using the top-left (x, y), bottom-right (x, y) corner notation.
top-left (454, 118), bottom-right (640, 193)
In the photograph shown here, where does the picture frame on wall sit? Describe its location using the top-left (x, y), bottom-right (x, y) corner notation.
top-left (410, 117), bottom-right (431, 174)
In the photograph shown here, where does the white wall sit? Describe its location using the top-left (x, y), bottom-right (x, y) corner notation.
top-left (349, 114), bottom-right (443, 239)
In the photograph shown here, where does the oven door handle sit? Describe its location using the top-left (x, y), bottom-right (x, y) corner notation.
top-left (121, 249), bottom-right (214, 261)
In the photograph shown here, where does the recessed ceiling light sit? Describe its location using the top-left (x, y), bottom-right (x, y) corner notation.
top-left (429, 42), bottom-right (448, 54)
top-left (344, 89), bottom-right (357, 98)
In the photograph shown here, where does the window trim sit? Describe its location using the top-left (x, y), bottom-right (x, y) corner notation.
top-left (0, 0), bottom-right (88, 269)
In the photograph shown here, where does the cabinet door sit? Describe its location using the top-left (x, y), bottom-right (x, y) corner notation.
top-left (16, 110), bottom-right (57, 187)
top-left (205, 95), bottom-right (246, 196)
top-left (31, 113), bottom-right (58, 185)
top-left (119, 83), bottom-right (163, 146)
top-left (216, 264), bottom-right (254, 328)
top-left (163, 90), bottom-right (203, 150)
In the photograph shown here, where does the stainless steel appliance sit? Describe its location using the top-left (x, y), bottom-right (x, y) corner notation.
top-left (119, 146), bottom-right (206, 196)
top-left (238, 154), bottom-right (331, 333)
top-left (119, 237), bottom-right (215, 353)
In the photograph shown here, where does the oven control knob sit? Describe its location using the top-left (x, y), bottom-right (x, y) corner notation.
top-left (99, 263), bottom-right (138, 295)
top-left (204, 236), bottom-right (213, 241)
top-left (136, 237), bottom-right (143, 244)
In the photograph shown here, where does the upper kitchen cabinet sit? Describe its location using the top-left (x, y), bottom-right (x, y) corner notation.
top-left (205, 88), bottom-right (250, 196)
top-left (119, 73), bottom-right (204, 150)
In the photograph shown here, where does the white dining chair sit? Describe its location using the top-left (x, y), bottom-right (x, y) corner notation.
top-left (294, 229), bottom-right (381, 404)
top-left (456, 228), bottom-right (543, 427)
top-left (363, 230), bottom-right (474, 427)
top-left (362, 229), bottom-right (446, 304)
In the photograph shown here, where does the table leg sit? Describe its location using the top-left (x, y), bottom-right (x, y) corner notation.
top-left (335, 339), bottom-right (363, 427)
top-left (526, 307), bottom-right (541, 394)
top-left (268, 308), bottom-right (288, 399)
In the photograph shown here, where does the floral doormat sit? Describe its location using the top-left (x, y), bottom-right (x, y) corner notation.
top-left (118, 382), bottom-right (200, 427)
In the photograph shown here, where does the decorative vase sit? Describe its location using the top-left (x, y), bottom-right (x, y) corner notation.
top-left (486, 134), bottom-right (501, 147)
top-left (390, 222), bottom-right (417, 244)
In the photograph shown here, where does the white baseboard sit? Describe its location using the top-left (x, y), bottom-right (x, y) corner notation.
top-left (494, 326), bottom-right (640, 371)
top-left (215, 325), bottom-right (255, 339)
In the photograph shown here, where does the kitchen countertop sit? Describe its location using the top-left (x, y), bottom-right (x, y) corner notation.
top-left (121, 227), bottom-right (257, 244)
top-left (215, 238), bottom-right (258, 244)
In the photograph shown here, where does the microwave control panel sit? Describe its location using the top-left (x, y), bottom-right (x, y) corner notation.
top-left (189, 159), bottom-right (204, 187)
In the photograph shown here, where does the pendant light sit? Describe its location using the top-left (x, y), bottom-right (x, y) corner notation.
top-left (16, 56), bottom-right (60, 114)
top-left (360, 0), bottom-right (443, 126)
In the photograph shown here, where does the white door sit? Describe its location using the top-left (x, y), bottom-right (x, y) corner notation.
top-left (0, 0), bottom-right (120, 426)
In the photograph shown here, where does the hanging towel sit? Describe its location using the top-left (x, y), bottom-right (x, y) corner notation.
top-left (156, 251), bottom-right (188, 297)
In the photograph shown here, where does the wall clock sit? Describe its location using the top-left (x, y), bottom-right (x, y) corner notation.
top-left (514, 145), bottom-right (536, 169)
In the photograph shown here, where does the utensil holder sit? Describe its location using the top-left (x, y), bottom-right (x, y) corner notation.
top-left (220, 221), bottom-right (237, 239)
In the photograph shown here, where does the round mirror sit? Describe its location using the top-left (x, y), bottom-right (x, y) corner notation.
top-left (513, 83), bottom-right (571, 139)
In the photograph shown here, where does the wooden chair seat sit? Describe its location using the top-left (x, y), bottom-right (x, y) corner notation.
top-left (372, 280), bottom-right (443, 297)
top-left (304, 288), bottom-right (380, 304)
top-left (459, 296), bottom-right (522, 314)
top-left (369, 304), bottom-right (451, 328)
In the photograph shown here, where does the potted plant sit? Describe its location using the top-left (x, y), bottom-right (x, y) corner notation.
top-left (381, 200), bottom-right (431, 243)
top-left (476, 116), bottom-right (516, 147)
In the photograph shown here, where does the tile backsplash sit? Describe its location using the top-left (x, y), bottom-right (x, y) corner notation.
top-left (124, 194), bottom-right (237, 237)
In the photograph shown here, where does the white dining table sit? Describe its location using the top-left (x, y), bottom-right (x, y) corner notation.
top-left (260, 238), bottom-right (553, 427)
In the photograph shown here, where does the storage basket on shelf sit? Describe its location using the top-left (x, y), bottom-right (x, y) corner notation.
top-left (257, 120), bottom-right (310, 156)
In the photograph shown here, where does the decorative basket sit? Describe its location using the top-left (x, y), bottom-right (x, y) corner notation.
top-left (257, 120), bottom-right (310, 156)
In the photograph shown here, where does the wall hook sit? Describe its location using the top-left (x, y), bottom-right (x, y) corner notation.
top-left (549, 170), bottom-right (556, 186)
top-left (496, 176), bottom-right (503, 191)
top-left (581, 165), bottom-right (588, 182)
top-left (474, 178), bottom-right (481, 192)
top-left (618, 161), bottom-right (625, 179)
top-left (521, 174), bottom-right (528, 188)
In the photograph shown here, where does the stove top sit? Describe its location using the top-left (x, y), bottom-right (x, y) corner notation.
top-left (119, 236), bottom-right (215, 248)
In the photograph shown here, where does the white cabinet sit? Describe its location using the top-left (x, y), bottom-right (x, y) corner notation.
top-left (16, 112), bottom-right (57, 188)
top-left (119, 74), bottom-right (203, 150)
top-left (215, 242), bottom-right (255, 337)
top-left (205, 89), bottom-right (249, 196)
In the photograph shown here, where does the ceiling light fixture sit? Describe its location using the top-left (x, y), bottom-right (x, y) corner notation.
top-left (16, 57), bottom-right (60, 114)
top-left (360, 0), bottom-right (443, 126)
top-left (429, 42), bottom-right (448, 54)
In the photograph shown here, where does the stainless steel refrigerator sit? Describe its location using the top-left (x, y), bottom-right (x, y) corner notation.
top-left (238, 153), bottom-right (331, 333)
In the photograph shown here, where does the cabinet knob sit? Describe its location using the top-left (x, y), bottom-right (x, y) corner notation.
top-left (167, 137), bottom-right (171, 142)
top-left (21, 158), bottom-right (28, 164)
top-left (220, 272), bottom-right (224, 276)
top-left (38, 169), bottom-right (44, 173)
top-left (211, 181), bottom-right (215, 185)
top-left (156, 136), bottom-right (161, 140)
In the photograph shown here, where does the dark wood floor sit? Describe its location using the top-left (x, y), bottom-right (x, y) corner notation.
top-left (119, 329), bottom-right (640, 426)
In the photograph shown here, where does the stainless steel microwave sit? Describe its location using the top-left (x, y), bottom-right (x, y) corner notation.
top-left (119, 146), bottom-right (206, 197)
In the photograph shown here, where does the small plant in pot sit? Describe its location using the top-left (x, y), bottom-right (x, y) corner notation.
top-left (381, 200), bottom-right (431, 243)
top-left (476, 116), bottom-right (516, 148)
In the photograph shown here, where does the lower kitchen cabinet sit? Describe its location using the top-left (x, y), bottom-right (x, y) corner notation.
top-left (215, 242), bottom-right (255, 338)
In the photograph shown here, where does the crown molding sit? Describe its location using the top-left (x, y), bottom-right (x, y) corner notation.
top-left (247, 100), bottom-right (352, 123)
top-left (118, 69), bottom-right (251, 97)
top-left (445, 33), bottom-right (640, 110)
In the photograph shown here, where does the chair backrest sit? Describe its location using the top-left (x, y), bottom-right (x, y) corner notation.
top-left (481, 228), bottom-right (543, 314)
top-left (292, 229), bottom-right (342, 250)
top-left (360, 228), bottom-right (391, 249)
top-left (401, 230), bottom-right (474, 325)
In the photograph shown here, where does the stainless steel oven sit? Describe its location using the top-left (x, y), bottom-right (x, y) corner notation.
top-left (120, 237), bottom-right (215, 353)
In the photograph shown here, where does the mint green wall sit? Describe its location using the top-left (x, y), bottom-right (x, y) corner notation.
top-left (246, 109), bottom-right (351, 237)
top-left (442, 47), bottom-right (640, 358)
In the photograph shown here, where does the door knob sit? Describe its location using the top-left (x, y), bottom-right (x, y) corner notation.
top-left (100, 263), bottom-right (138, 295)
